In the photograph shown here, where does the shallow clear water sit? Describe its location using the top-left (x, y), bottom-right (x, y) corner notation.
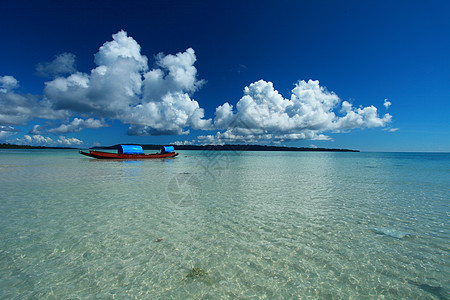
top-left (0, 149), bottom-right (449, 299)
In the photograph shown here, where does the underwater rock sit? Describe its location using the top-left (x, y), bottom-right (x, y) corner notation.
top-left (370, 227), bottom-right (412, 239)
top-left (185, 267), bottom-right (212, 284)
top-left (186, 267), bottom-right (207, 278)
top-left (408, 280), bottom-right (449, 300)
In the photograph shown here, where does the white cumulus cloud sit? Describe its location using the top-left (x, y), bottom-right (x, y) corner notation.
top-left (48, 118), bottom-right (108, 134)
top-left (2, 31), bottom-right (394, 146)
top-left (0, 75), bottom-right (19, 93)
top-left (57, 136), bottom-right (83, 146)
top-left (207, 79), bottom-right (392, 143)
top-left (0, 125), bottom-right (20, 140)
top-left (36, 53), bottom-right (77, 77)
top-left (14, 134), bottom-right (83, 146)
top-left (20, 134), bottom-right (54, 145)
top-left (43, 30), bottom-right (211, 136)
top-left (0, 76), bottom-right (67, 126)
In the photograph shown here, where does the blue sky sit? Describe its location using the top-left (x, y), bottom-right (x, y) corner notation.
top-left (1, 0), bottom-right (449, 151)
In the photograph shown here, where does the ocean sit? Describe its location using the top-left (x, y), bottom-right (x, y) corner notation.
top-left (0, 149), bottom-right (448, 299)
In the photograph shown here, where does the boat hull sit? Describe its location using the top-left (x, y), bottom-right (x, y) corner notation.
top-left (79, 150), bottom-right (178, 159)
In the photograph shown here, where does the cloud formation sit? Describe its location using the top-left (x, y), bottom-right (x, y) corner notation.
top-left (0, 75), bottom-right (19, 92)
top-left (43, 30), bottom-right (210, 136)
top-left (47, 118), bottom-right (107, 134)
top-left (14, 134), bottom-right (83, 146)
top-left (36, 53), bottom-right (77, 77)
top-left (1, 31), bottom-right (212, 145)
top-left (0, 30), bottom-right (393, 146)
top-left (199, 79), bottom-right (392, 144)
top-left (0, 125), bottom-right (20, 140)
top-left (0, 76), bottom-right (66, 127)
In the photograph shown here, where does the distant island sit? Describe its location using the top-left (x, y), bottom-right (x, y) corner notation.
top-left (0, 142), bottom-right (359, 152)
top-left (94, 144), bottom-right (359, 152)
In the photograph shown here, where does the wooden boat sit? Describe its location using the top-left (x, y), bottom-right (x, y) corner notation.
top-left (79, 145), bottom-right (178, 159)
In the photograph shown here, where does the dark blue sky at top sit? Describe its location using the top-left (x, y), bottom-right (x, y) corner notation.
top-left (1, 0), bottom-right (449, 151)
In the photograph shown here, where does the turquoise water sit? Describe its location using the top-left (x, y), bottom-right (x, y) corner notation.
top-left (0, 149), bottom-right (449, 299)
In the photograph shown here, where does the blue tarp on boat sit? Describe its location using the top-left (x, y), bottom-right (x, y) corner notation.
top-left (118, 145), bottom-right (144, 154)
top-left (162, 146), bottom-right (174, 153)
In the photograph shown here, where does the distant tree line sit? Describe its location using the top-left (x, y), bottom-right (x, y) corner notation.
top-left (0, 142), bottom-right (359, 152)
top-left (94, 144), bottom-right (359, 152)
top-left (0, 143), bottom-right (75, 149)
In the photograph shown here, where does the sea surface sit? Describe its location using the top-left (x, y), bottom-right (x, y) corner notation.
top-left (0, 149), bottom-right (449, 299)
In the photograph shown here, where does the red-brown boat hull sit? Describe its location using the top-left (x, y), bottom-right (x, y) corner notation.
top-left (79, 150), bottom-right (178, 159)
